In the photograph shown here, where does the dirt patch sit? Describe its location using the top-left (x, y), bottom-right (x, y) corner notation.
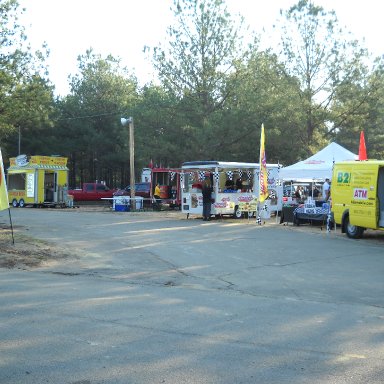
top-left (0, 226), bottom-right (73, 269)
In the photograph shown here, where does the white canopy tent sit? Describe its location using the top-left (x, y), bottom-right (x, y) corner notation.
top-left (280, 142), bottom-right (357, 181)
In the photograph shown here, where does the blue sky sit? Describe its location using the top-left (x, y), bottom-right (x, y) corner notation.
top-left (18, 0), bottom-right (383, 96)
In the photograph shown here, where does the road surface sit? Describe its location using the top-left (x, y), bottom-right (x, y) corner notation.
top-left (1, 208), bottom-right (384, 383)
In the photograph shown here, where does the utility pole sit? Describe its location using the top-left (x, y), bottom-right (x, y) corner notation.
top-left (121, 117), bottom-right (135, 211)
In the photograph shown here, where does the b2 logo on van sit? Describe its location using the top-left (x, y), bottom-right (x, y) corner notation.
top-left (337, 171), bottom-right (351, 184)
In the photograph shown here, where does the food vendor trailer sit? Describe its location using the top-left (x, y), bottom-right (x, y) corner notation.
top-left (150, 167), bottom-right (182, 209)
top-left (7, 155), bottom-right (69, 207)
top-left (181, 161), bottom-right (282, 218)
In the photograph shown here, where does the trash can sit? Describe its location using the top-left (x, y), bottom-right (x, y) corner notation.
top-left (134, 196), bottom-right (144, 210)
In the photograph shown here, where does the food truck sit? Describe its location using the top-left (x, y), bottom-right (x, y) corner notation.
top-left (181, 161), bottom-right (283, 218)
top-left (150, 167), bottom-right (182, 209)
top-left (139, 166), bottom-right (183, 209)
top-left (7, 155), bottom-right (69, 208)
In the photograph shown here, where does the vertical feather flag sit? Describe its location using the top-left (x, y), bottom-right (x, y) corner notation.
top-left (0, 149), bottom-right (9, 211)
top-left (358, 131), bottom-right (367, 160)
top-left (259, 124), bottom-right (269, 203)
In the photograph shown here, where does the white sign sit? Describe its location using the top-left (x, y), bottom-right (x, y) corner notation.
top-left (353, 188), bottom-right (368, 199)
top-left (16, 154), bottom-right (29, 167)
top-left (26, 173), bottom-right (35, 198)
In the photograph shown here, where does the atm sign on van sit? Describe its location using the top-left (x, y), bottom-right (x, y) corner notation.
top-left (331, 160), bottom-right (384, 238)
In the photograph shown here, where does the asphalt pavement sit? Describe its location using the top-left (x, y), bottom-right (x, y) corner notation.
top-left (1, 207), bottom-right (384, 384)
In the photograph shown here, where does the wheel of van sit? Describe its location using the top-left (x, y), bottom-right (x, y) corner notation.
top-left (344, 215), bottom-right (364, 239)
top-left (18, 199), bottom-right (25, 208)
top-left (12, 199), bottom-right (18, 208)
top-left (234, 206), bottom-right (242, 219)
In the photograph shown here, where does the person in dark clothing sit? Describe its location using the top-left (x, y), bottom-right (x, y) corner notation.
top-left (236, 178), bottom-right (243, 191)
top-left (313, 185), bottom-right (320, 198)
top-left (202, 180), bottom-right (213, 221)
top-left (225, 179), bottom-right (234, 190)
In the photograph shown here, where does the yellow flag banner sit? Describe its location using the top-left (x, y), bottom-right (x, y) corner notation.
top-left (0, 149), bottom-right (10, 211)
top-left (259, 124), bottom-right (269, 203)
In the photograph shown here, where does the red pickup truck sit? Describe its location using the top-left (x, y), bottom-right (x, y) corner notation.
top-left (68, 183), bottom-right (116, 202)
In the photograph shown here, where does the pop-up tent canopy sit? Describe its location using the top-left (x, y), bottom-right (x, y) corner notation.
top-left (280, 142), bottom-right (357, 181)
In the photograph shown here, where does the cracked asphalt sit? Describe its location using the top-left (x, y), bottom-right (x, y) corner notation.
top-left (1, 207), bottom-right (384, 383)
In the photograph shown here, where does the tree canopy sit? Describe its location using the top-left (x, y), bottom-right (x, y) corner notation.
top-left (0, 0), bottom-right (54, 158)
top-left (1, 0), bottom-right (383, 185)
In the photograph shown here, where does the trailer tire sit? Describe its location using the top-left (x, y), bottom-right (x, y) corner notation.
top-left (18, 199), bottom-right (25, 208)
top-left (344, 215), bottom-right (364, 239)
top-left (12, 199), bottom-right (18, 208)
top-left (234, 206), bottom-right (242, 219)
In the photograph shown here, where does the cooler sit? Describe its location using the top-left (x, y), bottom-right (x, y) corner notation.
top-left (113, 197), bottom-right (130, 212)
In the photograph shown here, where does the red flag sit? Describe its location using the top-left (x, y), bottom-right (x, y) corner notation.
top-left (358, 131), bottom-right (367, 161)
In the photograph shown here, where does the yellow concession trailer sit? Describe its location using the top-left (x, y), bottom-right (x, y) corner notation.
top-left (7, 155), bottom-right (69, 207)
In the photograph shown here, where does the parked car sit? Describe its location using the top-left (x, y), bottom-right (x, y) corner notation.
top-left (67, 183), bottom-right (116, 202)
top-left (113, 182), bottom-right (151, 199)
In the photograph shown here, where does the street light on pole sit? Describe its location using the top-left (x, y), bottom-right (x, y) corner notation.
top-left (121, 117), bottom-right (135, 210)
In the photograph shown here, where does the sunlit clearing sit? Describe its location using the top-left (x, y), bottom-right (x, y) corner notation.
top-left (157, 298), bottom-right (184, 305)
top-left (86, 217), bottom-right (174, 228)
top-left (83, 294), bottom-right (153, 303)
top-left (124, 225), bottom-right (192, 235)
top-left (221, 222), bottom-right (262, 227)
top-left (334, 353), bottom-right (366, 362)
top-left (193, 306), bottom-right (222, 315)
top-left (112, 241), bottom-right (165, 251)
top-left (188, 237), bottom-right (236, 244)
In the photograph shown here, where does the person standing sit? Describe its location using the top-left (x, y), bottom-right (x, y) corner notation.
top-left (153, 182), bottom-right (161, 210)
top-left (322, 178), bottom-right (330, 201)
top-left (202, 180), bottom-right (213, 221)
top-left (313, 185), bottom-right (320, 198)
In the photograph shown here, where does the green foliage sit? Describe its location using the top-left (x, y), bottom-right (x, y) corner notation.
top-left (0, 0), bottom-right (54, 158)
top-left (278, 0), bottom-right (369, 147)
top-left (3, 0), bottom-right (384, 183)
top-left (56, 50), bottom-right (139, 187)
top-left (220, 51), bottom-right (308, 164)
top-left (331, 60), bottom-right (384, 159)
top-left (134, 85), bottom-right (181, 167)
top-left (151, 0), bottom-right (258, 160)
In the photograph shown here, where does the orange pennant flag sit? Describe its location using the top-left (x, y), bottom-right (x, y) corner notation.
top-left (358, 131), bottom-right (367, 161)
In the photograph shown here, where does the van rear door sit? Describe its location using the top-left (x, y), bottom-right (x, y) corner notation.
top-left (378, 167), bottom-right (384, 227)
top-left (349, 166), bottom-right (378, 229)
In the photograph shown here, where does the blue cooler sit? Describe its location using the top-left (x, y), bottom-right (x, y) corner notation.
top-left (115, 204), bottom-right (129, 212)
top-left (113, 197), bottom-right (130, 212)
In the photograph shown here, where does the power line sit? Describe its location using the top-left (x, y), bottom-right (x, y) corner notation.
top-left (57, 111), bottom-right (123, 121)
